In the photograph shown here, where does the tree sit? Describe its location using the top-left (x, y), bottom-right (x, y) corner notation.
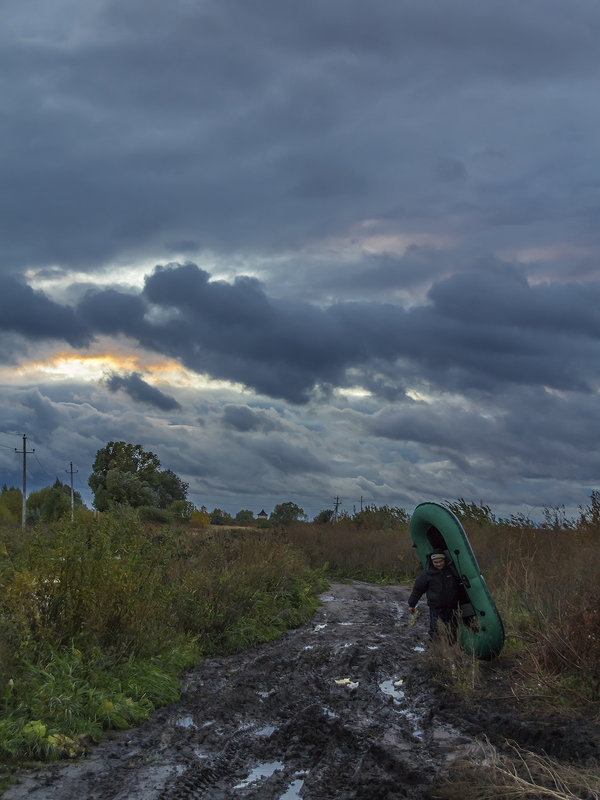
top-left (270, 501), bottom-right (307, 526)
top-left (313, 508), bottom-right (334, 523)
top-left (210, 508), bottom-right (233, 525)
top-left (26, 478), bottom-right (83, 523)
top-left (235, 509), bottom-right (255, 525)
top-left (189, 506), bottom-right (210, 528)
top-left (89, 441), bottom-right (188, 512)
top-left (154, 469), bottom-right (189, 508)
top-left (167, 499), bottom-right (195, 521)
top-left (0, 485), bottom-right (22, 523)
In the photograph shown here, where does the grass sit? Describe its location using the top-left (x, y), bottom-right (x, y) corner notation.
top-left (285, 511), bottom-right (600, 713)
top-left (0, 512), bottom-right (324, 780)
top-left (1, 499), bottom-right (599, 797)
top-left (433, 739), bottom-right (600, 800)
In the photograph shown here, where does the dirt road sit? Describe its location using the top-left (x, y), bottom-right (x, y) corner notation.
top-left (3, 581), bottom-right (482, 799)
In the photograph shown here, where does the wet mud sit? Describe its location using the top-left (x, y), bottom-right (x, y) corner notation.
top-left (4, 581), bottom-right (597, 799)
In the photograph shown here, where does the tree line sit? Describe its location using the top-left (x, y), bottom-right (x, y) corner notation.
top-left (0, 441), bottom-right (318, 527)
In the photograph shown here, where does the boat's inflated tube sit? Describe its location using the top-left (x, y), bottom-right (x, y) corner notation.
top-left (410, 501), bottom-right (505, 659)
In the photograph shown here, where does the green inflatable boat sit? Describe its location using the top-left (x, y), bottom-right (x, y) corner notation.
top-left (409, 501), bottom-right (505, 659)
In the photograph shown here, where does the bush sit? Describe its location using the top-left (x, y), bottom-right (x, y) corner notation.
top-left (0, 515), bottom-right (322, 764)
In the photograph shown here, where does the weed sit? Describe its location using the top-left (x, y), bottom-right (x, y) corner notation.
top-left (433, 739), bottom-right (600, 800)
top-left (423, 624), bottom-right (482, 695)
top-left (0, 516), bottom-right (321, 764)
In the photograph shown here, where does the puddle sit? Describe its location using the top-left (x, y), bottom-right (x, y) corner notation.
top-left (321, 595), bottom-right (336, 602)
top-left (322, 706), bottom-right (338, 718)
top-left (379, 679), bottom-right (405, 701)
top-left (256, 725), bottom-right (276, 737)
top-left (392, 602), bottom-right (406, 619)
top-left (413, 645), bottom-right (425, 652)
top-left (313, 623), bottom-right (328, 632)
top-left (280, 777), bottom-right (305, 798)
top-left (394, 708), bottom-right (425, 740)
top-left (176, 716), bottom-right (196, 728)
top-left (234, 761), bottom-right (284, 789)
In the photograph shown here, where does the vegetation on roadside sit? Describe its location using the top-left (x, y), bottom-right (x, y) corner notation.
top-left (0, 510), bottom-right (323, 779)
top-left (1, 480), bottom-right (600, 798)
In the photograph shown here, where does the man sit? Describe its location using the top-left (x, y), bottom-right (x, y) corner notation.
top-left (408, 551), bottom-right (461, 640)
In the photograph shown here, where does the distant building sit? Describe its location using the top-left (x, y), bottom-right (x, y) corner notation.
top-left (257, 509), bottom-right (268, 520)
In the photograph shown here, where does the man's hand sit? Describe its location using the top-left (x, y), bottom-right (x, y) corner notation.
top-left (408, 606), bottom-right (415, 615)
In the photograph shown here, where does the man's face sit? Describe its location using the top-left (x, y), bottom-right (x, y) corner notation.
top-left (432, 557), bottom-right (445, 570)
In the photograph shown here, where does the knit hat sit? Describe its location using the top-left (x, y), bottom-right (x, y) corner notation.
top-left (431, 551), bottom-right (446, 561)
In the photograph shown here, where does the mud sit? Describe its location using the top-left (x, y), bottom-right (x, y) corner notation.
top-left (3, 581), bottom-right (597, 799)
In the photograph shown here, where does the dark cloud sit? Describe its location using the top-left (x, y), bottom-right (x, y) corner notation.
top-left (3, 1), bottom-right (600, 519)
top-left (78, 289), bottom-right (146, 336)
top-left (0, 277), bottom-right (90, 347)
top-left (221, 405), bottom-right (283, 433)
top-left (63, 262), bottom-right (600, 404)
top-left (2, 1), bottom-right (600, 272)
top-left (105, 372), bottom-right (181, 411)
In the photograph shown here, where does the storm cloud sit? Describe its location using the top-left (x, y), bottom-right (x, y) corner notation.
top-left (105, 372), bottom-right (181, 411)
top-left (1, 0), bottom-right (600, 519)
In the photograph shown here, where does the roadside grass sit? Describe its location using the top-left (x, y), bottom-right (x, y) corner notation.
top-left (284, 513), bottom-right (600, 799)
top-left (286, 513), bottom-right (600, 713)
top-left (0, 513), bottom-right (323, 778)
top-left (284, 520), bottom-right (417, 583)
top-left (460, 520), bottom-right (600, 710)
top-left (2, 501), bottom-right (599, 792)
top-left (432, 739), bottom-right (600, 800)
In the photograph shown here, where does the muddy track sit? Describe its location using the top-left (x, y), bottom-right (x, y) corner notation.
top-left (3, 582), bottom-right (482, 799)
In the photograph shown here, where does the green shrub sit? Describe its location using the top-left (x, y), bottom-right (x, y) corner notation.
top-left (0, 515), bottom-right (322, 765)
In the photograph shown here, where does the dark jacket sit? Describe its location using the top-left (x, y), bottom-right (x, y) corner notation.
top-left (408, 564), bottom-right (461, 610)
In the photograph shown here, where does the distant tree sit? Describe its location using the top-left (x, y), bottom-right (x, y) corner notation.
top-left (235, 509), bottom-right (255, 525)
top-left (314, 509), bottom-right (334, 523)
top-left (27, 478), bottom-right (83, 522)
top-left (210, 508), bottom-right (234, 525)
top-left (167, 499), bottom-right (195, 521)
top-left (89, 441), bottom-right (188, 512)
top-left (270, 501), bottom-right (307, 526)
top-left (189, 506), bottom-right (211, 528)
top-left (154, 469), bottom-right (189, 508)
top-left (0, 485), bottom-right (22, 523)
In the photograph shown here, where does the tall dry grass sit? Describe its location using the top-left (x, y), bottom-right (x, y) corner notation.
top-left (461, 520), bottom-right (600, 705)
top-left (434, 739), bottom-right (600, 800)
top-left (284, 507), bottom-right (600, 708)
top-left (284, 519), bottom-right (416, 583)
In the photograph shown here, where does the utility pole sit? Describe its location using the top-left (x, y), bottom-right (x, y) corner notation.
top-left (65, 462), bottom-right (78, 523)
top-left (15, 434), bottom-right (34, 529)
top-left (333, 496), bottom-right (341, 521)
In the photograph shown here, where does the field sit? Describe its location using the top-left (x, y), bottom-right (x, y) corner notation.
top-left (1, 500), bottom-right (599, 797)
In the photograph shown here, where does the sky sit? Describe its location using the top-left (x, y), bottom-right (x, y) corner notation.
top-left (2, 0), bottom-right (600, 521)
